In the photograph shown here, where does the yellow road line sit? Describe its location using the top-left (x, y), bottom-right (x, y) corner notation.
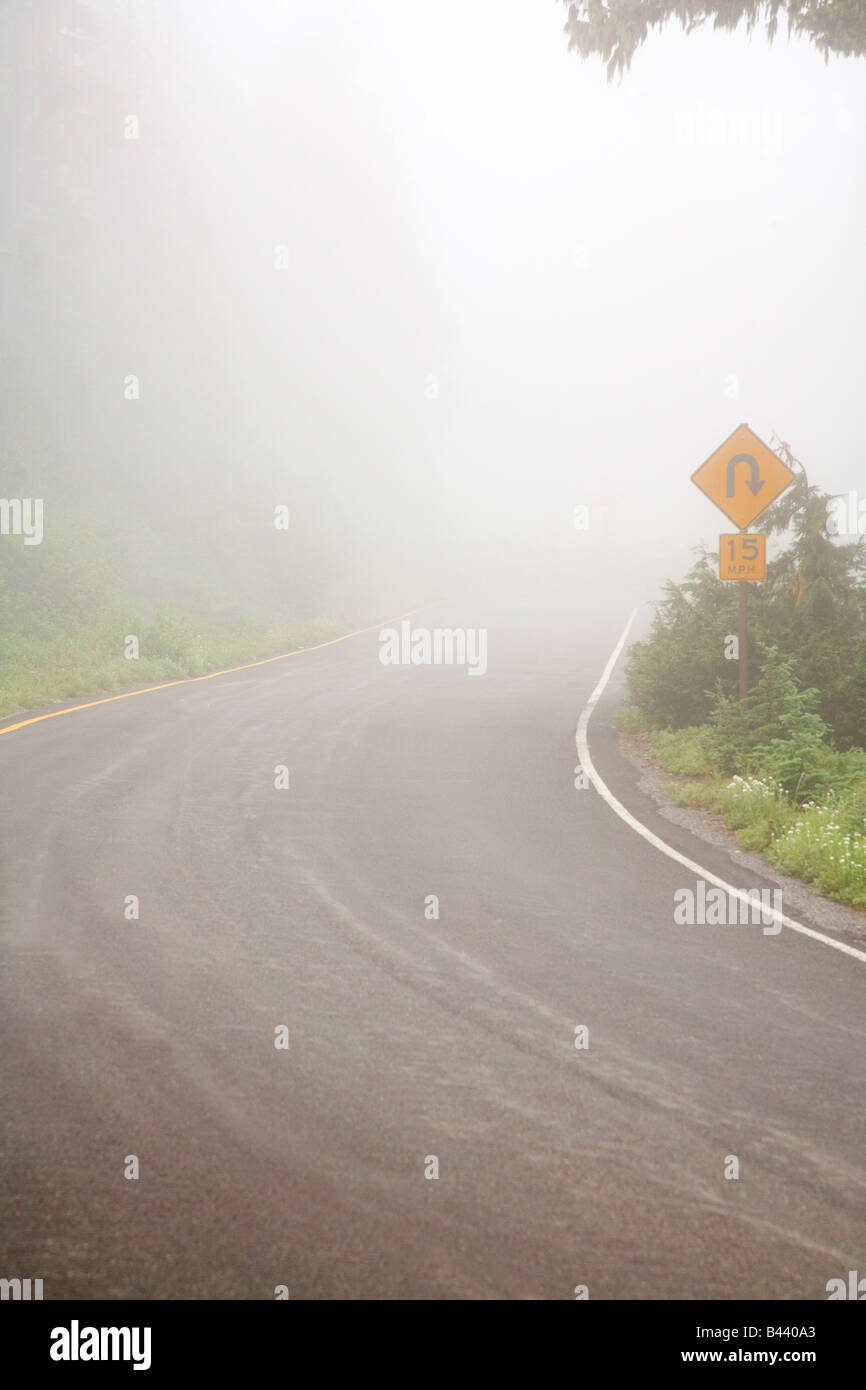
top-left (0, 606), bottom-right (430, 740)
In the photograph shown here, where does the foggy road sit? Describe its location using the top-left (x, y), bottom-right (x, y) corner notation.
top-left (1, 598), bottom-right (864, 1300)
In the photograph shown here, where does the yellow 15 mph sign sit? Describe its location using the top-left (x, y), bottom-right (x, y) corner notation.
top-left (720, 533), bottom-right (766, 581)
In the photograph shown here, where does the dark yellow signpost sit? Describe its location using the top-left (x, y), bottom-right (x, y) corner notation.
top-left (692, 425), bottom-right (795, 701)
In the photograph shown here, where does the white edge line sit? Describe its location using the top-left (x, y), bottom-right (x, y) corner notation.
top-left (576, 609), bottom-right (866, 965)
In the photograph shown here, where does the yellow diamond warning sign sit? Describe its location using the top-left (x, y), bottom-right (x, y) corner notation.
top-left (692, 424), bottom-right (795, 529)
top-left (720, 533), bottom-right (766, 581)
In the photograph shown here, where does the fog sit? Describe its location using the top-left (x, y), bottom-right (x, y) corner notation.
top-left (2, 0), bottom-right (864, 633)
top-left (3, 2), bottom-right (866, 1315)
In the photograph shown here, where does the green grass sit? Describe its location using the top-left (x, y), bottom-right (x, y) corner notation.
top-left (768, 798), bottom-right (866, 907)
top-left (629, 718), bottom-right (866, 909)
top-left (612, 707), bottom-right (649, 734)
top-left (649, 726), bottom-right (714, 777)
top-left (0, 608), bottom-right (371, 718)
top-left (0, 501), bottom-right (423, 720)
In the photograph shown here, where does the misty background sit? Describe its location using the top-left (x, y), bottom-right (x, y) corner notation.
top-left (1, 0), bottom-right (863, 706)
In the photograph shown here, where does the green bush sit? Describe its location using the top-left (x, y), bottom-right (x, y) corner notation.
top-left (689, 648), bottom-right (833, 801)
top-left (742, 647), bottom-right (829, 801)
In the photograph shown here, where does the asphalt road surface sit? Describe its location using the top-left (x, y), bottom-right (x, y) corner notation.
top-left (1, 594), bottom-right (864, 1299)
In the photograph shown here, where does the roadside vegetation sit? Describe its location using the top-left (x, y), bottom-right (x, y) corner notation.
top-left (0, 610), bottom-right (357, 717)
top-left (619, 474), bottom-right (866, 908)
top-left (560, 0), bottom-right (866, 81)
top-left (0, 491), bottom-right (417, 719)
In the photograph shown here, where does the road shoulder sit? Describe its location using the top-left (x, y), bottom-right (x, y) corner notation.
top-left (586, 650), bottom-right (866, 957)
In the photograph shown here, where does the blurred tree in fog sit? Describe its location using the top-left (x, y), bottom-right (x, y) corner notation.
top-left (560, 1), bottom-right (866, 79)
